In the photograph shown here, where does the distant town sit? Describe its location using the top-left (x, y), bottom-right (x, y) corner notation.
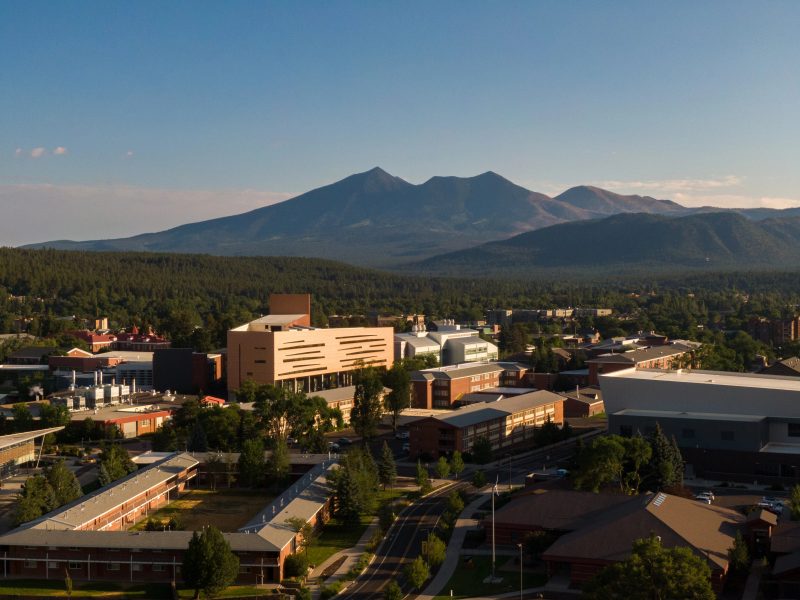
top-left (0, 288), bottom-right (800, 599)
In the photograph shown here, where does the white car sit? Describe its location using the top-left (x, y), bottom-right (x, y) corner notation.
top-left (695, 494), bottom-right (712, 504)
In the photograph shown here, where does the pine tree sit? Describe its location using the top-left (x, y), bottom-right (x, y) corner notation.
top-left (188, 421), bottom-right (208, 452)
top-left (646, 423), bottom-right (682, 490)
top-left (378, 441), bottom-right (397, 490)
top-left (97, 463), bottom-right (112, 487)
top-left (46, 460), bottom-right (82, 506)
top-left (183, 526), bottom-right (239, 599)
top-left (14, 475), bottom-right (57, 525)
top-left (267, 438), bottom-right (290, 485)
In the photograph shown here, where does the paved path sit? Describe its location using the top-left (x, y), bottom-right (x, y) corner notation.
top-left (415, 489), bottom-right (488, 600)
top-left (306, 516), bottom-right (380, 599)
top-left (741, 560), bottom-right (766, 600)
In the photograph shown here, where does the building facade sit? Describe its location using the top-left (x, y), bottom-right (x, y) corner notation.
top-left (227, 295), bottom-right (393, 395)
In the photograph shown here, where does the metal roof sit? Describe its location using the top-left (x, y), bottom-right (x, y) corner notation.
top-left (411, 362), bottom-right (504, 381)
top-left (0, 427), bottom-right (65, 450)
top-left (23, 452), bottom-right (198, 532)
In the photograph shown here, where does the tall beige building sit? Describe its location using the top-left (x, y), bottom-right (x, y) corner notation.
top-left (227, 294), bottom-right (394, 394)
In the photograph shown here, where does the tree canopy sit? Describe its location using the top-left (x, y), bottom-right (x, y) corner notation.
top-left (583, 534), bottom-right (714, 600)
top-left (182, 526), bottom-right (240, 599)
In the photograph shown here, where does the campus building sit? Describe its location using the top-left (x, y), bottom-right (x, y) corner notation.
top-left (394, 320), bottom-right (498, 366)
top-left (601, 367), bottom-right (800, 482)
top-left (0, 427), bottom-right (65, 478)
top-left (408, 390), bottom-right (564, 458)
top-left (227, 294), bottom-right (393, 395)
top-left (410, 363), bottom-right (504, 409)
top-left (0, 454), bottom-right (335, 584)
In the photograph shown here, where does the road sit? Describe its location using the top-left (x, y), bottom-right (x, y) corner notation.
top-left (339, 433), bottom-right (597, 600)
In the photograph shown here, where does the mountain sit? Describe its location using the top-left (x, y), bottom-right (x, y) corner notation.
top-left (413, 212), bottom-right (800, 277)
top-left (22, 168), bottom-right (692, 267)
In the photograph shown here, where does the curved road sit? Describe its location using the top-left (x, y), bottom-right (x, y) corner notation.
top-left (340, 433), bottom-right (597, 600)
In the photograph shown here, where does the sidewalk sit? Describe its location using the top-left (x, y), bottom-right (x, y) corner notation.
top-left (416, 489), bottom-right (490, 600)
top-left (309, 517), bottom-right (380, 588)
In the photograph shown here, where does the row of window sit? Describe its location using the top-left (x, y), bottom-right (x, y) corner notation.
top-left (25, 561), bottom-right (168, 572)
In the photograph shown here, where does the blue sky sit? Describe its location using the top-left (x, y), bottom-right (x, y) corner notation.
top-left (1, 1), bottom-right (799, 245)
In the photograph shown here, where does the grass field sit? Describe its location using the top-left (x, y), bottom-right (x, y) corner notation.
top-left (0, 579), bottom-right (172, 598)
top-left (129, 488), bottom-right (273, 532)
top-left (176, 585), bottom-right (273, 598)
top-left (433, 556), bottom-right (547, 600)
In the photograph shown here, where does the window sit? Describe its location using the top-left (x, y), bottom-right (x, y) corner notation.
top-left (24, 560), bottom-right (37, 569)
top-left (132, 563), bottom-right (142, 571)
top-left (69, 562), bottom-right (81, 570)
top-left (681, 429), bottom-right (695, 439)
top-left (789, 424), bottom-right (800, 438)
top-left (721, 431), bottom-right (735, 441)
top-left (153, 564), bottom-right (165, 572)
top-left (239, 566), bottom-right (250, 574)
top-left (108, 563), bottom-right (120, 571)
top-left (48, 562), bottom-right (59, 569)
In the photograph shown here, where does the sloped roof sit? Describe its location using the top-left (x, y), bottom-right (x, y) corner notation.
top-left (542, 492), bottom-right (744, 571)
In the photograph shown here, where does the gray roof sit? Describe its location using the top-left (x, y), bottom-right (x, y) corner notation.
top-left (444, 337), bottom-right (493, 348)
top-left (613, 408), bottom-right (766, 423)
top-left (0, 427), bottom-right (65, 451)
top-left (23, 453), bottom-right (199, 531)
top-left (435, 390), bottom-right (564, 428)
top-left (0, 528), bottom-right (277, 553)
top-left (411, 362), bottom-right (504, 382)
top-left (239, 463), bottom-right (335, 551)
top-left (309, 386), bottom-right (357, 403)
top-left (588, 343), bottom-right (692, 365)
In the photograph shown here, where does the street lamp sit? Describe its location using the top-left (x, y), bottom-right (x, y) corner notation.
top-left (518, 543), bottom-right (523, 600)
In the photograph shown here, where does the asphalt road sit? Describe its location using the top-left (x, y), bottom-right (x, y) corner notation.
top-left (339, 433), bottom-right (598, 600)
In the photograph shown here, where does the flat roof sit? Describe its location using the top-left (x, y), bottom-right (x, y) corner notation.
top-left (24, 453), bottom-right (198, 531)
top-left (761, 443), bottom-right (800, 455)
top-left (0, 364), bottom-right (50, 371)
top-left (0, 427), bottom-right (65, 450)
top-left (612, 408), bottom-right (766, 422)
top-left (411, 362), bottom-right (504, 381)
top-left (69, 404), bottom-right (172, 422)
top-left (603, 368), bottom-right (800, 392)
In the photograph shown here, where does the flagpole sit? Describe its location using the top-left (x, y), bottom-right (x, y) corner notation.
top-left (492, 475), bottom-right (497, 581)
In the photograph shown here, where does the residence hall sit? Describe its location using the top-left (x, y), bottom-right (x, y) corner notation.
top-left (558, 385), bottom-right (605, 418)
top-left (408, 390), bottom-right (564, 459)
top-left (227, 294), bottom-right (393, 396)
top-left (410, 362), bottom-right (504, 409)
top-left (601, 367), bottom-right (800, 483)
top-left (0, 454), bottom-right (335, 584)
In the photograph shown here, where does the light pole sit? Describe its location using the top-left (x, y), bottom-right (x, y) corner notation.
top-left (518, 543), bottom-right (523, 600)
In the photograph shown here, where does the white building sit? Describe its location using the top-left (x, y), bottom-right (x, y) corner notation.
top-left (394, 320), bottom-right (498, 366)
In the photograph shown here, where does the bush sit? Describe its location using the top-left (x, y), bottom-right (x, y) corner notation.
top-left (472, 470), bottom-right (487, 488)
top-left (296, 588), bottom-right (312, 600)
top-left (283, 553), bottom-right (310, 578)
top-left (320, 581), bottom-right (344, 600)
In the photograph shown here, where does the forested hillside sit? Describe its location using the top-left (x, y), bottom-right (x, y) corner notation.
top-left (2, 248), bottom-right (800, 356)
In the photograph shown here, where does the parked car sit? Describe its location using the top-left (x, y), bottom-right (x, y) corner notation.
top-left (759, 497), bottom-right (785, 514)
top-left (395, 430), bottom-right (410, 440)
top-left (328, 442), bottom-right (340, 453)
top-left (695, 493), bottom-right (713, 504)
top-left (402, 442), bottom-right (410, 453)
top-left (337, 437), bottom-right (353, 446)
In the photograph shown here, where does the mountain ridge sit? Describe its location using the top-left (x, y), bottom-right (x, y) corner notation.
top-left (20, 168), bottom-right (799, 268)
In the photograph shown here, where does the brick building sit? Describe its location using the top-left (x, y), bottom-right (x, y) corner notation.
top-left (410, 363), bottom-right (504, 409)
top-left (408, 390), bottom-right (564, 458)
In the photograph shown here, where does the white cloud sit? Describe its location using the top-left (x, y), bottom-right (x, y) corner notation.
top-left (593, 176), bottom-right (744, 194)
top-left (125, 150), bottom-right (134, 158)
top-left (14, 148), bottom-right (23, 157)
top-left (30, 147), bottom-right (46, 158)
top-left (53, 146), bottom-right (68, 155)
top-left (0, 183), bottom-right (293, 246)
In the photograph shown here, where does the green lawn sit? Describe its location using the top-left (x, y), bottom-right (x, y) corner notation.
top-left (129, 488), bottom-right (272, 532)
top-left (0, 579), bottom-right (172, 598)
top-left (307, 515), bottom-right (372, 566)
top-left (307, 489), bottom-right (404, 567)
top-left (433, 556), bottom-right (547, 600)
top-left (176, 585), bottom-right (273, 598)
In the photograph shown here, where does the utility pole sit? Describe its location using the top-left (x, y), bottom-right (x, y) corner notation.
top-left (518, 543), bottom-right (523, 600)
top-left (492, 476), bottom-right (498, 581)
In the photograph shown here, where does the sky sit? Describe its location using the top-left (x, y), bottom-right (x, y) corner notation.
top-left (1, 1), bottom-right (799, 246)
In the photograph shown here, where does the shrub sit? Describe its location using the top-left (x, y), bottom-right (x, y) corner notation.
top-left (320, 581), bottom-right (344, 600)
top-left (283, 553), bottom-right (309, 579)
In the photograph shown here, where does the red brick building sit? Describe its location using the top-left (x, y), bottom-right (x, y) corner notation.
top-left (586, 343), bottom-right (692, 385)
top-left (411, 363), bottom-right (504, 409)
top-left (408, 390), bottom-right (564, 459)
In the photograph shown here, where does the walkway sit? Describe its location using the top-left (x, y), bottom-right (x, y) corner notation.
top-left (741, 560), bottom-right (766, 600)
top-left (416, 489), bottom-right (490, 600)
top-left (307, 517), bottom-right (380, 598)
